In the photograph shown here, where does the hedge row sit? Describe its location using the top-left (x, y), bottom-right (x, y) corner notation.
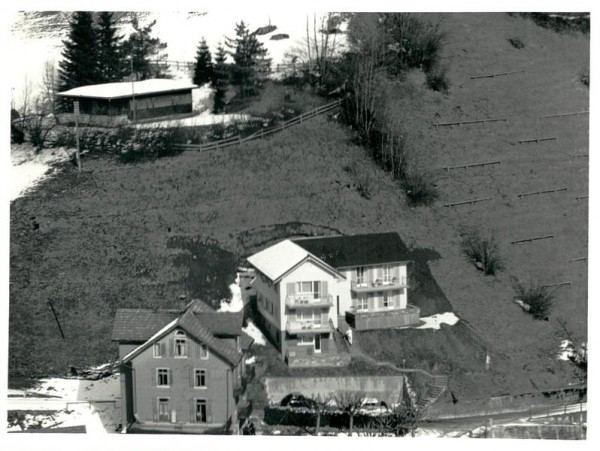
top-left (264, 406), bottom-right (385, 429)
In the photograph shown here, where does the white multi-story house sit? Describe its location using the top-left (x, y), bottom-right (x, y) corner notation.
top-left (247, 232), bottom-right (420, 367)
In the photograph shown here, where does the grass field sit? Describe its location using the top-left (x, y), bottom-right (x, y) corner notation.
top-left (10, 13), bottom-right (588, 399)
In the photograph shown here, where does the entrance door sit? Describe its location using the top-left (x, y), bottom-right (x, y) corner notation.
top-left (158, 398), bottom-right (170, 422)
top-left (314, 334), bottom-right (321, 353)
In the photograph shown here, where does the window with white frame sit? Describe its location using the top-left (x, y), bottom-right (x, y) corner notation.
top-left (295, 281), bottom-right (321, 300)
top-left (295, 309), bottom-right (321, 325)
top-left (194, 369), bottom-right (207, 388)
top-left (382, 265), bottom-right (392, 283)
top-left (356, 267), bottom-right (366, 285)
top-left (174, 330), bottom-right (187, 357)
top-left (200, 344), bottom-right (209, 359)
top-left (157, 368), bottom-right (169, 387)
top-left (383, 292), bottom-right (392, 308)
top-left (298, 335), bottom-right (315, 345)
top-left (356, 294), bottom-right (368, 311)
top-left (153, 342), bottom-right (162, 358)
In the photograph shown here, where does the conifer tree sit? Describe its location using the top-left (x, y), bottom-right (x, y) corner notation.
top-left (122, 18), bottom-right (168, 80)
top-left (193, 38), bottom-right (213, 86)
top-left (96, 12), bottom-right (126, 83)
top-left (212, 44), bottom-right (229, 113)
top-left (58, 12), bottom-right (100, 94)
top-left (225, 21), bottom-right (270, 97)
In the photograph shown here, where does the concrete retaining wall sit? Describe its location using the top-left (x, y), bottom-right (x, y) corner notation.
top-left (264, 376), bottom-right (404, 406)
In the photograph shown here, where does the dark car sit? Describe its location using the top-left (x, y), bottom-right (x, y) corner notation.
top-left (280, 393), bottom-right (318, 410)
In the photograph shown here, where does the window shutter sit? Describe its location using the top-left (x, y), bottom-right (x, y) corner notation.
top-left (207, 401), bottom-right (213, 423)
top-left (151, 368), bottom-right (156, 387)
top-left (321, 311), bottom-right (327, 324)
top-left (190, 399), bottom-right (195, 423)
top-left (153, 399), bottom-right (157, 422)
top-left (368, 296), bottom-right (375, 311)
top-left (322, 281), bottom-right (328, 297)
top-left (160, 342), bottom-right (166, 357)
top-left (195, 342), bottom-right (201, 359)
top-left (169, 337), bottom-right (174, 357)
top-left (169, 369), bottom-right (173, 386)
top-left (206, 369), bottom-right (210, 388)
top-left (190, 367), bottom-right (194, 387)
top-left (376, 267), bottom-right (383, 281)
top-left (368, 268), bottom-right (374, 283)
top-left (394, 265), bottom-right (400, 282)
top-left (287, 282), bottom-right (295, 295)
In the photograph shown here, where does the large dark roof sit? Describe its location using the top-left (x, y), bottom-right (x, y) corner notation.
top-left (293, 232), bottom-right (411, 268)
top-left (112, 301), bottom-right (243, 342)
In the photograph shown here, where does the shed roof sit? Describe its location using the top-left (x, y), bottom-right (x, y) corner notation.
top-left (293, 232), bottom-right (411, 268)
top-left (57, 79), bottom-right (197, 100)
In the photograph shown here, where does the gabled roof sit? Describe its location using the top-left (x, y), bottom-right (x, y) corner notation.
top-left (121, 309), bottom-right (242, 366)
top-left (111, 301), bottom-right (243, 342)
top-left (57, 79), bottom-right (197, 100)
top-left (293, 232), bottom-right (411, 268)
top-left (247, 239), bottom-right (343, 282)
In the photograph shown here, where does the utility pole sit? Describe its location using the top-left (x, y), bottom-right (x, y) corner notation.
top-left (130, 56), bottom-right (137, 123)
top-left (73, 100), bottom-right (82, 173)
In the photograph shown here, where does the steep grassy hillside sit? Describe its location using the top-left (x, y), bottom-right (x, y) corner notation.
top-left (10, 13), bottom-right (588, 399)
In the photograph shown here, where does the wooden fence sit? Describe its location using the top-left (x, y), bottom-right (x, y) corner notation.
top-left (173, 99), bottom-right (343, 152)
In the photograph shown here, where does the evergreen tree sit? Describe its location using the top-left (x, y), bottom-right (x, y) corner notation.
top-left (122, 18), bottom-right (168, 80)
top-left (225, 21), bottom-right (270, 97)
top-left (212, 44), bottom-right (229, 113)
top-left (193, 38), bottom-right (213, 86)
top-left (96, 12), bottom-right (126, 83)
top-left (58, 12), bottom-right (100, 95)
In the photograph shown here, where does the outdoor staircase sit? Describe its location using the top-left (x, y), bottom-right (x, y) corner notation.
top-left (417, 375), bottom-right (449, 410)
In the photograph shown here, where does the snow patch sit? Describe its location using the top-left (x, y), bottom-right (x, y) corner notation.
top-left (245, 356), bottom-right (256, 365)
top-left (414, 312), bottom-right (460, 330)
top-left (135, 109), bottom-right (250, 128)
top-left (11, 144), bottom-right (72, 201)
top-left (218, 273), bottom-right (244, 312)
top-left (242, 320), bottom-right (267, 346)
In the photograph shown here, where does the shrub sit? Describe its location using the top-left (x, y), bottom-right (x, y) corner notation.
top-left (581, 72), bottom-right (589, 87)
top-left (426, 64), bottom-right (450, 92)
top-left (119, 126), bottom-right (185, 163)
top-left (508, 37), bottom-right (525, 49)
top-left (343, 158), bottom-right (373, 200)
top-left (402, 170), bottom-right (438, 206)
top-left (516, 282), bottom-right (553, 320)
top-left (460, 227), bottom-right (503, 275)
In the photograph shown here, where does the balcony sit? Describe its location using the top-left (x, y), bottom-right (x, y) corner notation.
top-left (285, 294), bottom-right (333, 309)
top-left (286, 320), bottom-right (331, 335)
top-left (351, 276), bottom-right (408, 293)
top-left (345, 304), bottom-right (420, 330)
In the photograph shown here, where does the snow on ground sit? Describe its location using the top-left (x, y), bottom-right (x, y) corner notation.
top-left (414, 312), bottom-right (460, 330)
top-left (243, 320), bottom-right (267, 346)
top-left (245, 356), bottom-right (257, 365)
top-left (7, 373), bottom-right (121, 433)
top-left (11, 144), bottom-right (72, 201)
top-left (218, 273), bottom-right (245, 312)
top-left (137, 109), bottom-right (250, 129)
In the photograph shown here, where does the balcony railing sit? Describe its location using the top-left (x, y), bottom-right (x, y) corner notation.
top-left (351, 276), bottom-right (408, 292)
top-left (286, 320), bottom-right (331, 334)
top-left (285, 294), bottom-right (333, 309)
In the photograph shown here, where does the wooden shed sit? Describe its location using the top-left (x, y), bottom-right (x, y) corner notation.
top-left (57, 79), bottom-right (197, 126)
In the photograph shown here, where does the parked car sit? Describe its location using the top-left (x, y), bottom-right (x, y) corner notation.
top-left (357, 398), bottom-right (389, 415)
top-left (280, 393), bottom-right (318, 410)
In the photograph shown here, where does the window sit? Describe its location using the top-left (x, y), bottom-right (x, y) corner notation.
top-left (158, 398), bottom-right (170, 422)
top-left (295, 309), bottom-right (322, 325)
top-left (153, 342), bottom-right (162, 358)
top-left (174, 330), bottom-right (187, 357)
top-left (295, 281), bottom-right (321, 300)
top-left (298, 335), bottom-right (314, 345)
top-left (194, 369), bottom-right (207, 388)
top-left (356, 294), bottom-right (368, 312)
top-left (356, 267), bottom-right (366, 285)
top-left (195, 399), bottom-right (208, 423)
top-left (157, 368), bottom-right (169, 387)
top-left (382, 265), bottom-right (392, 283)
top-left (383, 292), bottom-right (391, 308)
top-left (200, 344), bottom-right (209, 359)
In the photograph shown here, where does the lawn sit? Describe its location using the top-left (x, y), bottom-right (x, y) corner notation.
top-left (10, 13), bottom-right (587, 400)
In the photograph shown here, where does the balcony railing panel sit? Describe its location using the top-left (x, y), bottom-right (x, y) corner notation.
top-left (286, 320), bottom-right (331, 334)
top-left (285, 294), bottom-right (333, 309)
top-left (351, 276), bottom-right (408, 292)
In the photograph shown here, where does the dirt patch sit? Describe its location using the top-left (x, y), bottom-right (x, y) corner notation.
top-left (167, 236), bottom-right (238, 308)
